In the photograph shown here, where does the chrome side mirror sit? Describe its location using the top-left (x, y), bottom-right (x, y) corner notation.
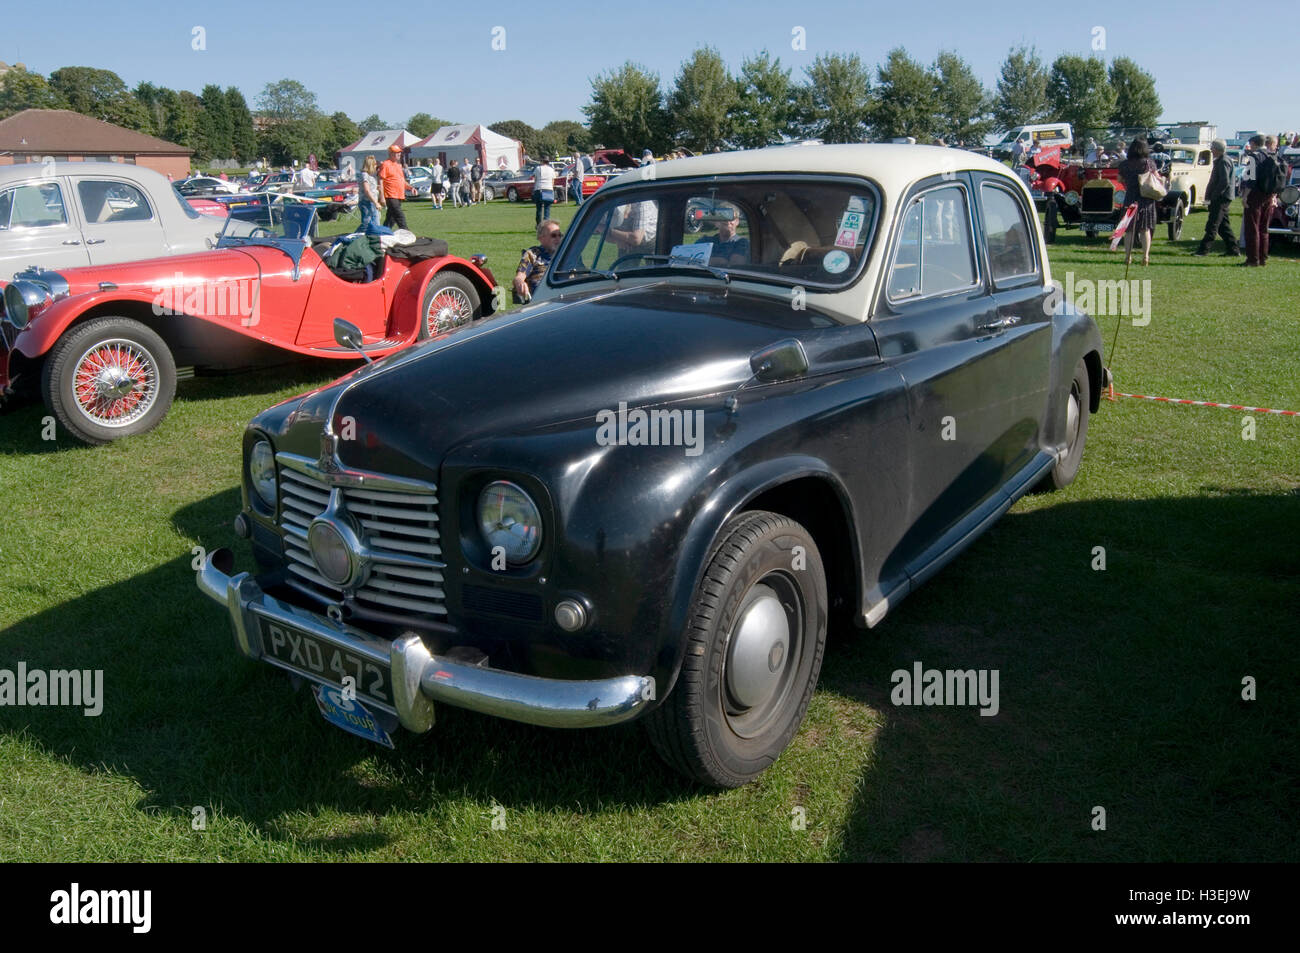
top-left (333, 317), bottom-right (373, 364)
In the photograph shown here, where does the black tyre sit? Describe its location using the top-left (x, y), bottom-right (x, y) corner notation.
top-left (1043, 200), bottom-right (1058, 244)
top-left (645, 511), bottom-right (827, 787)
top-left (1168, 200), bottom-right (1185, 241)
top-left (506, 186), bottom-right (519, 202)
top-left (1042, 357), bottom-right (1090, 490)
top-left (41, 316), bottom-right (176, 445)
top-left (417, 271), bottom-right (481, 340)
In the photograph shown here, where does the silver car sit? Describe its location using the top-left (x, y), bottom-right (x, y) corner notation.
top-left (0, 162), bottom-right (223, 274)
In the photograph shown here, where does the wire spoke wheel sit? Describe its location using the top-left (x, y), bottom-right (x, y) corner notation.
top-left (71, 338), bottom-right (160, 427)
top-left (426, 287), bottom-right (474, 335)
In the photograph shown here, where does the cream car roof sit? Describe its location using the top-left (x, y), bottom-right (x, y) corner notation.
top-left (595, 144), bottom-right (1046, 323)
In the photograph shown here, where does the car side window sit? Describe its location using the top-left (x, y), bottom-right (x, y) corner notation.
top-left (980, 184), bottom-right (1036, 282)
top-left (4, 183), bottom-right (69, 228)
top-left (77, 180), bottom-right (153, 224)
top-left (887, 185), bottom-right (976, 300)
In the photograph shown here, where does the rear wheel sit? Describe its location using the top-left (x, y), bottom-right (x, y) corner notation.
top-left (506, 186), bottom-right (519, 202)
top-left (418, 271), bottom-right (480, 340)
top-left (41, 316), bottom-right (176, 445)
top-left (1041, 357), bottom-right (1090, 490)
top-left (645, 511), bottom-right (827, 787)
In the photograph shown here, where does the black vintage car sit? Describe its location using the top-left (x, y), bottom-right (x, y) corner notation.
top-left (197, 145), bottom-right (1105, 787)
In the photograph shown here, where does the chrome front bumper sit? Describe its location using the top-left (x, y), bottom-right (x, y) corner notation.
top-left (197, 548), bottom-right (654, 733)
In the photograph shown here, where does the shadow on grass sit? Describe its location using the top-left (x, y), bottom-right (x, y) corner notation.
top-left (2, 486), bottom-right (1296, 859)
top-left (0, 359), bottom-right (349, 455)
top-left (823, 487), bottom-right (1299, 862)
top-left (0, 486), bottom-right (698, 855)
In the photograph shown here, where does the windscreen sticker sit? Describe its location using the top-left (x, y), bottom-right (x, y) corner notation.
top-left (835, 209), bottom-right (865, 248)
top-left (823, 249), bottom-right (851, 274)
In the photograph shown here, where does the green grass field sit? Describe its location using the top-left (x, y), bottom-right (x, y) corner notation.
top-left (1, 198), bottom-right (1296, 861)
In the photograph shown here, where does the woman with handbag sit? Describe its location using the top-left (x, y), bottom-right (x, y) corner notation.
top-left (1118, 138), bottom-right (1163, 266)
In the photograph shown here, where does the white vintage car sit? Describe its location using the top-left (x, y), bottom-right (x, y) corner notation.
top-left (1162, 146), bottom-right (1214, 211)
top-left (0, 162), bottom-right (222, 276)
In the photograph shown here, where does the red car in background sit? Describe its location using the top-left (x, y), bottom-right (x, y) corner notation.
top-left (1, 205), bottom-right (497, 444)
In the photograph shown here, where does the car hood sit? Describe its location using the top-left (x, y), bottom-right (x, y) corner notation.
top-left (302, 283), bottom-right (827, 474)
top-left (28, 248), bottom-right (260, 297)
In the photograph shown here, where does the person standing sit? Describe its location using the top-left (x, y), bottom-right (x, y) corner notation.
top-left (1117, 138), bottom-right (1159, 267)
top-left (1195, 140), bottom-right (1238, 256)
top-left (428, 157), bottom-right (444, 209)
top-left (533, 155), bottom-right (556, 225)
top-left (470, 157), bottom-right (483, 204)
top-left (358, 155), bottom-right (383, 232)
top-left (1240, 134), bottom-right (1277, 267)
top-left (447, 159), bottom-right (463, 208)
top-left (379, 143), bottom-right (410, 230)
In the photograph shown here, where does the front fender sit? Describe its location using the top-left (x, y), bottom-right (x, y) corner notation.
top-left (10, 290), bottom-right (159, 359)
top-left (390, 256), bottom-right (500, 336)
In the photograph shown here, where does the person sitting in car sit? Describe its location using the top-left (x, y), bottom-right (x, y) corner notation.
top-left (708, 202), bottom-right (749, 266)
top-left (513, 220), bottom-right (564, 303)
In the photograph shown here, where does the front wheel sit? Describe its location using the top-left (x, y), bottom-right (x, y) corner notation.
top-left (1168, 201), bottom-right (1185, 241)
top-left (418, 271), bottom-right (481, 340)
top-left (1041, 357), bottom-right (1091, 490)
top-left (645, 511), bottom-right (828, 787)
top-left (41, 316), bottom-right (177, 445)
top-left (1043, 200), bottom-right (1058, 244)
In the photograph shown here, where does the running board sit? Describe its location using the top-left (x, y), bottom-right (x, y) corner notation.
top-left (176, 366), bottom-right (195, 381)
top-left (312, 337), bottom-right (405, 354)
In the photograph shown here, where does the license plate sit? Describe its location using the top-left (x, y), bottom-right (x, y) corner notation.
top-left (314, 684), bottom-right (394, 748)
top-left (257, 617), bottom-right (392, 709)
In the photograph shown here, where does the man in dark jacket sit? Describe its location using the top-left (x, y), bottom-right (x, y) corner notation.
top-left (1195, 139), bottom-right (1239, 256)
top-left (1240, 134), bottom-right (1275, 266)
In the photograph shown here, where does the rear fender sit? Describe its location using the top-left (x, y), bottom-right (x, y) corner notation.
top-left (389, 257), bottom-right (500, 339)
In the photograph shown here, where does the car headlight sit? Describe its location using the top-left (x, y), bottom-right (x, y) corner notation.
top-left (3, 280), bottom-right (50, 329)
top-left (308, 520), bottom-right (353, 585)
top-left (477, 481), bottom-right (542, 565)
top-left (249, 439), bottom-right (278, 508)
top-left (1280, 185), bottom-right (1300, 207)
top-left (1064, 190), bottom-right (1080, 207)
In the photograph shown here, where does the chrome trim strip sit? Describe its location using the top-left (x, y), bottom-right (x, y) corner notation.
top-left (276, 451), bottom-right (439, 494)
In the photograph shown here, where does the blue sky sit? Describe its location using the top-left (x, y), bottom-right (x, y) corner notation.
top-left (3, 0), bottom-right (1288, 135)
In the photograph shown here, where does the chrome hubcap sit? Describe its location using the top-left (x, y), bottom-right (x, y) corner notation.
top-left (427, 287), bottom-right (473, 334)
top-left (1065, 383), bottom-right (1080, 450)
top-left (72, 339), bottom-right (159, 427)
top-left (723, 574), bottom-right (803, 738)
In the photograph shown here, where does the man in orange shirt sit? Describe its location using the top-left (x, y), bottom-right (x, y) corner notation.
top-left (379, 143), bottom-right (410, 230)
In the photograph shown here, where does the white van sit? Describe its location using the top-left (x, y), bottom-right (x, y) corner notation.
top-left (995, 123), bottom-right (1074, 156)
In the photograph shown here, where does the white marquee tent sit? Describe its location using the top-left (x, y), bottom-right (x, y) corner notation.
top-left (409, 124), bottom-right (523, 171)
top-left (336, 129), bottom-right (418, 173)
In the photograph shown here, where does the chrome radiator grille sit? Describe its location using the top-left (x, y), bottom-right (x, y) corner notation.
top-left (276, 459), bottom-right (447, 618)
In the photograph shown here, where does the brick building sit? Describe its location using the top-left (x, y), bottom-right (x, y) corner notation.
top-left (0, 109), bottom-right (193, 180)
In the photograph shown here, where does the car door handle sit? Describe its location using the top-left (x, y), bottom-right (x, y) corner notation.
top-left (977, 315), bottom-right (1021, 332)
top-left (62, 239), bottom-right (82, 245)
top-left (85, 238), bottom-right (106, 245)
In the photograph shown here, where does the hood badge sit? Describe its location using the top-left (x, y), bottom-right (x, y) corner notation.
top-left (319, 433), bottom-right (340, 473)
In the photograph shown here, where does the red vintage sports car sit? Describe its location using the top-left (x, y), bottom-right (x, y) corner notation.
top-left (0, 205), bottom-right (497, 444)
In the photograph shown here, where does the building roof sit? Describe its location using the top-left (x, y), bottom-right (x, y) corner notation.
top-left (0, 109), bottom-right (192, 155)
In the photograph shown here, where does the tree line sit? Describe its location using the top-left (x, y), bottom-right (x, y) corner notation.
top-left (584, 45), bottom-right (1162, 154)
top-left (0, 44), bottom-right (1161, 166)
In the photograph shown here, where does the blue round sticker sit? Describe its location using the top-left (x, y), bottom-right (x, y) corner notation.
top-left (823, 250), bottom-right (851, 274)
